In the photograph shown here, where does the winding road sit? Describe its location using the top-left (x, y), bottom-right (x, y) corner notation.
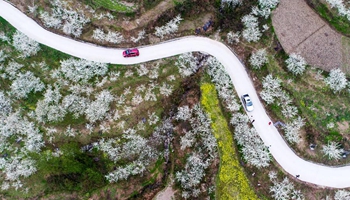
top-left (0, 0), bottom-right (349, 189)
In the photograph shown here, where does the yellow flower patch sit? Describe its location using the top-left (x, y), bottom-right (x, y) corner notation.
top-left (200, 83), bottom-right (258, 200)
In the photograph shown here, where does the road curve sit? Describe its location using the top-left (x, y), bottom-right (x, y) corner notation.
top-left (0, 0), bottom-right (349, 189)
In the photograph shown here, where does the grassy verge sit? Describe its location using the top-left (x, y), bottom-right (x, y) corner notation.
top-left (89, 0), bottom-right (134, 12)
top-left (306, 0), bottom-right (350, 37)
top-left (200, 82), bottom-right (258, 200)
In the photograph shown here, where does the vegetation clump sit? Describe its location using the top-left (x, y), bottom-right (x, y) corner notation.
top-left (201, 82), bottom-right (258, 200)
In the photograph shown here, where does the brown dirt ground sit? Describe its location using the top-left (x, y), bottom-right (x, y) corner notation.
top-left (341, 36), bottom-right (350, 74)
top-left (272, 0), bottom-right (343, 71)
top-left (154, 184), bottom-right (176, 200)
top-left (121, 0), bottom-right (184, 31)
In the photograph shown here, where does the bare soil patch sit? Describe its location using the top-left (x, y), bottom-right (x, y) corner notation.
top-left (272, 0), bottom-right (343, 71)
top-left (154, 184), bottom-right (176, 200)
top-left (294, 25), bottom-right (342, 71)
top-left (341, 36), bottom-right (350, 74)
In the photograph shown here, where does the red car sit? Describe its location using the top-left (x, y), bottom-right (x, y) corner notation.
top-left (123, 48), bottom-right (139, 57)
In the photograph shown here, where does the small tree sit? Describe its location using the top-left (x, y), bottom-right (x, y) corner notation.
top-left (175, 153), bottom-right (208, 198)
top-left (249, 49), bottom-right (268, 69)
top-left (60, 58), bottom-right (108, 83)
top-left (283, 116), bottom-right (304, 144)
top-left (92, 28), bottom-right (105, 42)
top-left (176, 53), bottom-right (199, 77)
top-left (221, 0), bottom-right (241, 7)
top-left (10, 71), bottom-right (45, 99)
top-left (242, 14), bottom-right (262, 42)
top-left (0, 50), bottom-right (7, 62)
top-left (334, 190), bottom-right (350, 200)
top-left (85, 90), bottom-right (114, 123)
top-left (325, 0), bottom-right (350, 21)
top-left (159, 83), bottom-right (173, 97)
top-left (12, 30), bottom-right (40, 57)
top-left (260, 74), bottom-right (282, 104)
top-left (176, 105), bottom-right (192, 121)
top-left (281, 105), bottom-right (298, 119)
top-left (0, 91), bottom-right (12, 117)
top-left (131, 30), bottom-right (146, 43)
top-left (39, 0), bottom-right (90, 37)
top-left (285, 54), bottom-right (307, 76)
top-left (270, 177), bottom-right (294, 200)
top-left (227, 31), bottom-right (240, 44)
top-left (322, 142), bottom-right (343, 160)
top-left (154, 15), bottom-right (182, 39)
top-left (258, 0), bottom-right (280, 9)
top-left (324, 68), bottom-right (347, 93)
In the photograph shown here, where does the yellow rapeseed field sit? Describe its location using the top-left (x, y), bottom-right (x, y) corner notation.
top-left (200, 83), bottom-right (258, 200)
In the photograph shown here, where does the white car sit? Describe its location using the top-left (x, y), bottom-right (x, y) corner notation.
top-left (242, 94), bottom-right (254, 112)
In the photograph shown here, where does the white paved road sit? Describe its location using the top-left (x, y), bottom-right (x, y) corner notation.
top-left (1, 0), bottom-right (349, 189)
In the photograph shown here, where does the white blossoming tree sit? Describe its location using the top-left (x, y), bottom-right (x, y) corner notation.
top-left (258, 0), bottom-right (280, 9)
top-left (131, 29), bottom-right (146, 43)
top-left (176, 105), bottom-right (192, 121)
top-left (230, 113), bottom-right (270, 168)
top-left (324, 68), bottom-right (347, 93)
top-left (175, 153), bottom-right (209, 198)
top-left (92, 28), bottom-right (124, 44)
top-left (334, 190), bottom-right (350, 200)
top-left (35, 85), bottom-right (66, 123)
top-left (60, 58), bottom-right (108, 83)
top-left (159, 83), bottom-right (173, 97)
top-left (0, 91), bottom-right (12, 116)
top-left (85, 90), bottom-right (114, 123)
top-left (283, 117), bottom-right (304, 144)
top-left (0, 50), bottom-right (7, 62)
top-left (12, 30), bottom-right (40, 57)
top-left (242, 14), bottom-right (262, 42)
top-left (39, 0), bottom-right (90, 37)
top-left (221, 0), bottom-right (241, 7)
top-left (227, 31), bottom-right (240, 44)
top-left (0, 155), bottom-right (37, 188)
top-left (281, 105), bottom-right (298, 119)
top-left (101, 129), bottom-right (158, 183)
top-left (260, 74), bottom-right (282, 104)
top-left (325, 0), bottom-right (350, 21)
top-left (154, 15), bottom-right (182, 39)
top-left (285, 54), bottom-right (307, 76)
top-left (249, 49), bottom-right (268, 69)
top-left (10, 71), bottom-right (45, 99)
top-left (176, 52), bottom-right (199, 77)
top-left (322, 142), bottom-right (343, 160)
top-left (270, 177), bottom-right (304, 200)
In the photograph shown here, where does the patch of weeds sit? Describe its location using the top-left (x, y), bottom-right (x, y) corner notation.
top-left (324, 130), bottom-right (342, 143)
top-left (143, 0), bottom-right (163, 11)
top-left (38, 142), bottom-right (112, 194)
top-left (90, 0), bottom-right (134, 12)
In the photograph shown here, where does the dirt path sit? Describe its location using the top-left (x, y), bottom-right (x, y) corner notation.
top-left (121, 0), bottom-right (183, 31)
top-left (272, 0), bottom-right (345, 72)
top-left (153, 185), bottom-right (176, 200)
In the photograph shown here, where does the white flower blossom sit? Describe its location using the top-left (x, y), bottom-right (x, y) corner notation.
top-left (12, 30), bottom-right (40, 57)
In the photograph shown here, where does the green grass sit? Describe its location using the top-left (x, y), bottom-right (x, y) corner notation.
top-left (200, 82), bottom-right (258, 200)
top-left (90, 0), bottom-right (134, 12)
top-left (307, 0), bottom-right (350, 37)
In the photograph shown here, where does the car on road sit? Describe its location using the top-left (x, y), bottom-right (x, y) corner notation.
top-left (123, 48), bottom-right (139, 57)
top-left (241, 94), bottom-right (254, 112)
